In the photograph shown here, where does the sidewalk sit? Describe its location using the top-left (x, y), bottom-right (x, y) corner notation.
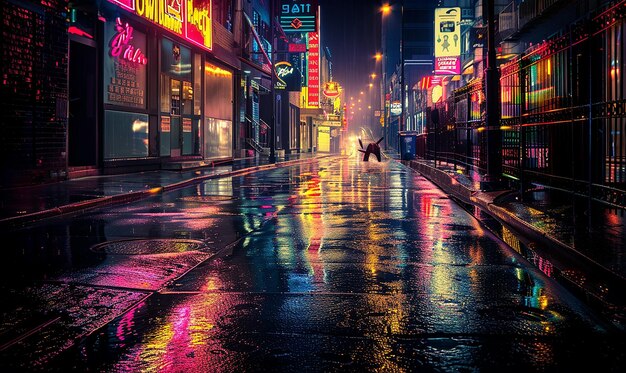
top-left (404, 159), bottom-right (626, 328)
top-left (0, 154), bottom-right (321, 228)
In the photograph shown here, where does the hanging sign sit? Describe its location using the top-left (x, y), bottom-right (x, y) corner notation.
top-left (274, 61), bottom-right (302, 91)
top-left (434, 7), bottom-right (461, 75)
top-left (280, 0), bottom-right (318, 33)
top-left (322, 81), bottom-right (340, 99)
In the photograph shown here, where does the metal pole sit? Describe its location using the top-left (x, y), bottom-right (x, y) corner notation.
top-left (269, 0), bottom-right (276, 163)
top-left (400, 1), bottom-right (405, 135)
top-left (484, 0), bottom-right (502, 182)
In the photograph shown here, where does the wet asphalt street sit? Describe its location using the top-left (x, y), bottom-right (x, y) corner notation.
top-left (1, 155), bottom-right (624, 372)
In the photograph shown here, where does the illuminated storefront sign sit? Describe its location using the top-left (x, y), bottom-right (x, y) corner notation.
top-left (280, 0), bottom-right (317, 33)
top-left (104, 18), bottom-right (147, 108)
top-left (110, 18), bottom-right (148, 65)
top-left (185, 0), bottom-right (212, 50)
top-left (434, 7), bottom-right (460, 75)
top-left (307, 32), bottom-right (320, 107)
top-left (108, 0), bottom-right (212, 51)
top-left (390, 101), bottom-right (402, 116)
top-left (275, 61), bottom-right (302, 91)
top-left (322, 81), bottom-right (340, 98)
top-left (288, 43), bottom-right (307, 53)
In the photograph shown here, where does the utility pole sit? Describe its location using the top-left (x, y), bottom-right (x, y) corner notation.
top-left (483, 0), bottom-right (501, 185)
top-left (269, 0), bottom-right (277, 163)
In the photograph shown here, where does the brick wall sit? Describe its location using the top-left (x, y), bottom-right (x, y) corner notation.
top-left (1, 0), bottom-right (69, 187)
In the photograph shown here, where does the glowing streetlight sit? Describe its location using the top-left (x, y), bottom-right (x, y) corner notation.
top-left (371, 73), bottom-right (377, 79)
top-left (360, 91), bottom-right (364, 95)
top-left (369, 83), bottom-right (373, 88)
top-left (381, 4), bottom-right (391, 15)
top-left (374, 53), bottom-right (382, 61)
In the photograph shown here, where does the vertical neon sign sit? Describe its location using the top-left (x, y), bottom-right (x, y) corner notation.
top-left (307, 32), bottom-right (320, 107)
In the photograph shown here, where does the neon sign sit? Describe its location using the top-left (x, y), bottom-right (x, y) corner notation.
top-left (322, 81), bottom-right (340, 98)
top-left (307, 32), bottom-right (319, 107)
top-left (110, 18), bottom-right (148, 65)
top-left (274, 61), bottom-right (301, 91)
top-left (185, 0), bottom-right (212, 50)
top-left (108, 0), bottom-right (212, 51)
top-left (280, 0), bottom-right (317, 33)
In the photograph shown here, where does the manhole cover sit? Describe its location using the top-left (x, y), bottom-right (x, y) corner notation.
top-left (180, 195), bottom-right (235, 203)
top-left (91, 239), bottom-right (205, 255)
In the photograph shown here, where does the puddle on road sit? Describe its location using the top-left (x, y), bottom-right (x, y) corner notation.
top-left (90, 239), bottom-right (206, 255)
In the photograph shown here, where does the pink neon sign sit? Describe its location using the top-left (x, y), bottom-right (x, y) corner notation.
top-left (110, 18), bottom-right (148, 65)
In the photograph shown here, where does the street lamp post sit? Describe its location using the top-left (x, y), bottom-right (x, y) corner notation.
top-left (400, 0), bottom-right (404, 136)
top-left (380, 4), bottom-right (391, 150)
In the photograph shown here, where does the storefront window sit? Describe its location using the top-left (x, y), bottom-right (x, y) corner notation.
top-left (204, 61), bottom-right (233, 159)
top-left (205, 118), bottom-right (232, 158)
top-left (160, 74), bottom-right (170, 113)
top-left (104, 110), bottom-right (149, 159)
top-left (182, 81), bottom-right (193, 115)
top-left (161, 38), bottom-right (192, 80)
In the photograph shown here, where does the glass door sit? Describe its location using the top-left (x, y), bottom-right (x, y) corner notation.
top-left (170, 79), bottom-right (182, 157)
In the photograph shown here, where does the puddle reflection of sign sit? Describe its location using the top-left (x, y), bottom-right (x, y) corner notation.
top-left (161, 116), bottom-right (171, 132)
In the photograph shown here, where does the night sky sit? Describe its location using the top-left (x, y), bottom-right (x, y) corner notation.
top-left (319, 0), bottom-right (381, 103)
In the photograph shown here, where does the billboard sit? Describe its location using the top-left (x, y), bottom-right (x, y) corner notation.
top-left (434, 7), bottom-right (460, 75)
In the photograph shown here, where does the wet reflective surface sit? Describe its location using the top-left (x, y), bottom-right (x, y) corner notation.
top-left (2, 156), bottom-right (624, 371)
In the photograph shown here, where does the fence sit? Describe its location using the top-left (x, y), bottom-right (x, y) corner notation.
top-left (421, 0), bottom-right (626, 208)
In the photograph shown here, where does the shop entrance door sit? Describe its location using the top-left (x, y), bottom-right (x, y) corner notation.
top-left (68, 40), bottom-right (97, 167)
top-left (170, 79), bottom-right (182, 157)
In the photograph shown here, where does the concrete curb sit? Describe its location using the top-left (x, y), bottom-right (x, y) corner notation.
top-left (1, 156), bottom-right (332, 229)
top-left (403, 159), bottom-right (626, 316)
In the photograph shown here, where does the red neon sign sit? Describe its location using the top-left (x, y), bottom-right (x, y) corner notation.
top-left (307, 32), bottom-right (320, 107)
top-left (110, 18), bottom-right (148, 65)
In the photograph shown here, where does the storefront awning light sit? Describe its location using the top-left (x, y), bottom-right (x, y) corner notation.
top-left (205, 64), bottom-right (232, 77)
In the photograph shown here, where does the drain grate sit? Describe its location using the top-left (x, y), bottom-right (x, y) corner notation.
top-left (90, 239), bottom-right (206, 255)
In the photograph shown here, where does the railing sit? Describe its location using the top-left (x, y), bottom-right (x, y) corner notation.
top-left (246, 138), bottom-right (264, 154)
